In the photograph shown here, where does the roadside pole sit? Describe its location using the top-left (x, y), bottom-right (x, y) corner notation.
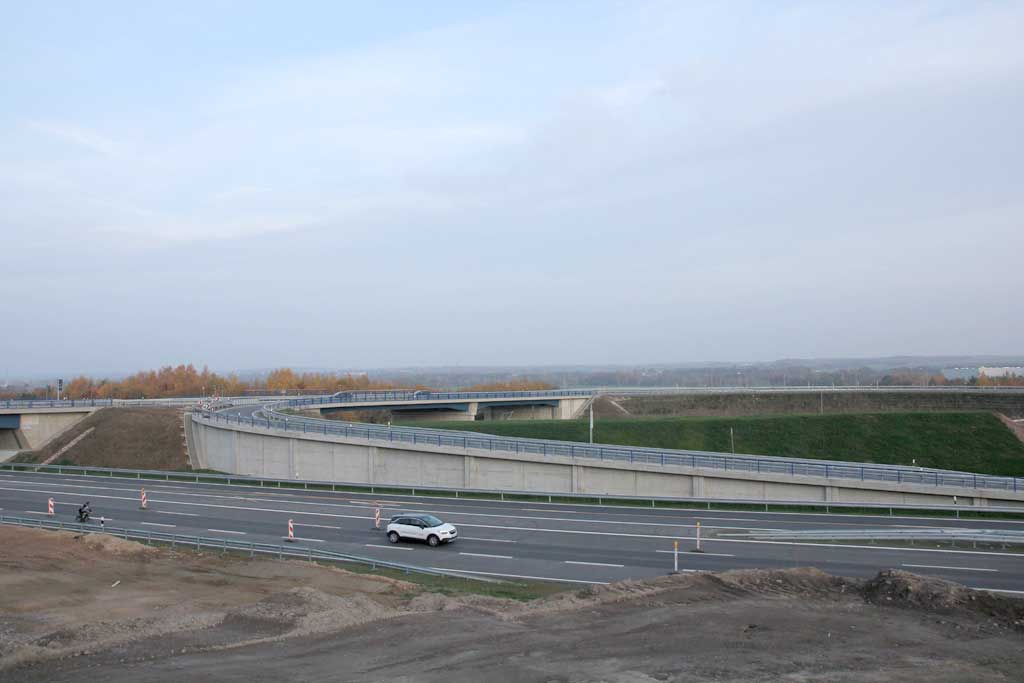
top-left (694, 522), bottom-right (703, 552)
top-left (589, 404), bottom-right (594, 445)
top-left (673, 540), bottom-right (679, 573)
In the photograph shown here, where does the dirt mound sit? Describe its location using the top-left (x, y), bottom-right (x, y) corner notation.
top-left (76, 533), bottom-right (159, 557)
top-left (714, 566), bottom-right (857, 598)
top-left (227, 587), bottom-right (400, 638)
top-left (863, 570), bottom-right (1024, 630)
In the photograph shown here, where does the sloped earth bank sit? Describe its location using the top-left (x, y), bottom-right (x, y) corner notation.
top-left (2, 529), bottom-right (1023, 682)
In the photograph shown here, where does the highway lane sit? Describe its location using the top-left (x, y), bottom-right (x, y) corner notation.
top-left (1, 471), bottom-right (1022, 591)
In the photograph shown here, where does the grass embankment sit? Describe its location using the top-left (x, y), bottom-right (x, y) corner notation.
top-left (411, 412), bottom-right (1024, 477)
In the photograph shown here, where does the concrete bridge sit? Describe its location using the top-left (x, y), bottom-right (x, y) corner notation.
top-left (288, 390), bottom-right (593, 422)
top-left (0, 406), bottom-right (97, 458)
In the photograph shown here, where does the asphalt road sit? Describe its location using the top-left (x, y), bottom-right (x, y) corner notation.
top-left (1, 469), bottom-right (1023, 593)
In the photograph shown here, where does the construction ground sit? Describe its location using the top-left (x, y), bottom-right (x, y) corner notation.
top-left (1, 526), bottom-right (1022, 682)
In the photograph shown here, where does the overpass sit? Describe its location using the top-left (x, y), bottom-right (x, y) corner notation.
top-left (185, 392), bottom-right (1024, 508)
top-left (288, 389), bottom-right (592, 422)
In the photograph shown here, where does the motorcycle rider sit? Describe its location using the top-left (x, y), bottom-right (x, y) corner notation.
top-left (77, 501), bottom-right (92, 522)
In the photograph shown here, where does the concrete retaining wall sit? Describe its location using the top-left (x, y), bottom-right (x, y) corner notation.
top-left (190, 415), bottom-right (1024, 508)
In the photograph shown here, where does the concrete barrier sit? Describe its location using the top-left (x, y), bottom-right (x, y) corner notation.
top-left (188, 413), bottom-right (1024, 508)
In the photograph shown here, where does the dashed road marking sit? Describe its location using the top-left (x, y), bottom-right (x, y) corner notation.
top-left (140, 522), bottom-right (176, 528)
top-left (564, 560), bottom-right (624, 568)
top-left (207, 528), bottom-right (246, 535)
top-left (366, 544), bottom-right (411, 551)
top-left (459, 552), bottom-right (514, 560)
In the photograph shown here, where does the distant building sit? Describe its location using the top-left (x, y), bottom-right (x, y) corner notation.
top-left (942, 367), bottom-right (978, 380)
top-left (980, 367), bottom-right (1024, 378)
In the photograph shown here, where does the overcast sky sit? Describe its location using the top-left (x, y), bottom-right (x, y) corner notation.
top-left (2, 1), bottom-right (1022, 376)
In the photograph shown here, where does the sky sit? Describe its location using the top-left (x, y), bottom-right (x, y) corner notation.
top-left (1, 1), bottom-right (1022, 376)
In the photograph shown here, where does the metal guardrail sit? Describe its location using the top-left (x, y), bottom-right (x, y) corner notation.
top-left (592, 385), bottom-right (1024, 395)
top-left (294, 389), bottom-right (592, 406)
top-left (0, 514), bottom-right (498, 581)
top-left (0, 396), bottom-right (287, 409)
top-left (3, 461), bottom-right (1023, 516)
top-left (734, 527), bottom-right (1024, 544)
top-left (214, 404), bottom-right (1024, 494)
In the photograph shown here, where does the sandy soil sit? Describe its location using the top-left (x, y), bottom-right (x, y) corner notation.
top-left (2, 527), bottom-right (1023, 682)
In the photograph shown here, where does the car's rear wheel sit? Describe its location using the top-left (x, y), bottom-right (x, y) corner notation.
top-left (387, 531), bottom-right (400, 544)
top-left (427, 534), bottom-right (440, 547)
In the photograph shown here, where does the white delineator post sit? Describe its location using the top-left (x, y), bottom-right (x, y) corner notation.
top-left (673, 540), bottom-right (679, 572)
top-left (374, 507), bottom-right (382, 530)
top-left (47, 498), bottom-right (54, 517)
top-left (286, 519), bottom-right (295, 542)
top-left (695, 521), bottom-right (703, 552)
top-left (140, 488), bottom-right (147, 510)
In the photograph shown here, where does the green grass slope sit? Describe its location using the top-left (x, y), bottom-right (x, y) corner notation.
top-left (412, 412), bottom-right (1024, 477)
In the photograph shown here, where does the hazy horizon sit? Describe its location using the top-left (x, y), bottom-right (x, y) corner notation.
top-left (3, 2), bottom-right (1022, 375)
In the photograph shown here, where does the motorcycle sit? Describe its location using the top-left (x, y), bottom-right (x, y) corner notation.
top-left (77, 508), bottom-right (91, 523)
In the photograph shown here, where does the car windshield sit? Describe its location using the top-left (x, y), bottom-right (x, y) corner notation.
top-left (418, 514), bottom-right (444, 527)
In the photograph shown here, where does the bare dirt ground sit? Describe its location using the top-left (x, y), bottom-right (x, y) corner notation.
top-left (14, 408), bottom-right (188, 470)
top-left (2, 527), bottom-right (1023, 682)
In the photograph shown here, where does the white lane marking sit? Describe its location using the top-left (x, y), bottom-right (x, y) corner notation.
top-left (902, 563), bottom-right (998, 573)
top-left (655, 550), bottom-right (736, 558)
top-left (973, 587), bottom-right (1024, 595)
top-left (207, 528), bottom-right (246, 535)
top-left (1, 483), bottom-right (1020, 558)
top-left (8, 473), bottom-right (1024, 528)
top-left (459, 552), bottom-right (514, 560)
top-left (524, 508), bottom-right (580, 513)
top-left (23, 511), bottom-right (49, 515)
top-left (431, 567), bottom-right (608, 585)
top-left (564, 560), bottom-right (624, 568)
top-left (461, 537), bottom-right (517, 543)
top-left (0, 479), bottom-right (780, 532)
top-left (366, 544), bottom-right (411, 551)
top-left (140, 522), bottom-right (176, 528)
top-left (155, 510), bottom-right (199, 517)
top-left (296, 523), bottom-right (341, 530)
top-left (289, 537), bottom-right (325, 543)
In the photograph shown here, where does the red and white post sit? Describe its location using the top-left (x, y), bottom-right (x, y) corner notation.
top-left (374, 507), bottom-right (381, 530)
top-left (139, 488), bottom-right (148, 510)
top-left (47, 497), bottom-right (54, 517)
top-left (286, 518), bottom-right (295, 542)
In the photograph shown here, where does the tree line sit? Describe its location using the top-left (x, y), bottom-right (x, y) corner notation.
top-left (0, 365), bottom-right (555, 400)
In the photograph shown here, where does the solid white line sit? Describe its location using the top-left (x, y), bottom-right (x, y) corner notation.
top-left (459, 552), bottom-right (514, 560)
top-left (564, 560), bottom-right (624, 568)
top-left (366, 544), bottom-right (411, 551)
top-left (9, 473), bottom-right (1024, 527)
top-left (655, 550), bottom-right (736, 558)
top-left (430, 567), bottom-right (608, 585)
top-left (140, 522), bottom-right (176, 528)
top-left (461, 537), bottom-right (517, 543)
top-left (2, 482), bottom-right (1020, 558)
top-left (290, 537), bottom-right (325, 543)
top-left (155, 510), bottom-right (199, 517)
top-left (23, 511), bottom-right (49, 515)
top-left (972, 587), bottom-right (1024, 595)
top-left (296, 523), bottom-right (341, 530)
top-left (902, 563), bottom-right (998, 573)
top-left (207, 528), bottom-right (246, 535)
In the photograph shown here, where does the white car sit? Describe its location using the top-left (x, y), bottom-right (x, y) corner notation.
top-left (386, 513), bottom-right (458, 547)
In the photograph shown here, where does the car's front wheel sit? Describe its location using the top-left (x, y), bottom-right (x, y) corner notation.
top-left (387, 531), bottom-right (400, 544)
top-left (427, 534), bottom-right (440, 547)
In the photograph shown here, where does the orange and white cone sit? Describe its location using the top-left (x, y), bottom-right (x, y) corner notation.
top-left (140, 488), bottom-right (148, 510)
top-left (286, 518), bottom-right (295, 542)
top-left (47, 497), bottom-right (54, 517)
